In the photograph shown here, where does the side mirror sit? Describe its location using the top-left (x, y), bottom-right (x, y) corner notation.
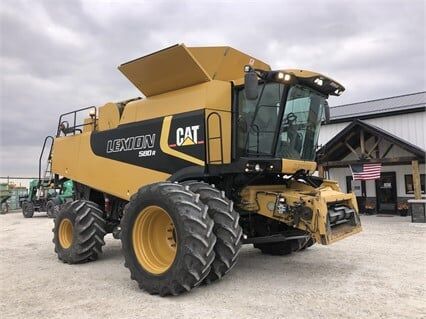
top-left (324, 100), bottom-right (331, 124)
top-left (244, 66), bottom-right (258, 100)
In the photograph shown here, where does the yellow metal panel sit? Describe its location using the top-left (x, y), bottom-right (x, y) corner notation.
top-left (120, 83), bottom-right (206, 124)
top-left (282, 159), bottom-right (317, 174)
top-left (82, 118), bottom-right (95, 133)
top-left (119, 101), bottom-right (137, 124)
top-left (51, 135), bottom-right (81, 177)
top-left (187, 47), bottom-right (226, 78)
top-left (189, 46), bottom-right (270, 81)
top-left (52, 133), bottom-right (170, 200)
top-left (118, 44), bottom-right (211, 97)
top-left (206, 80), bottom-right (231, 111)
top-left (214, 47), bottom-right (270, 81)
top-left (120, 81), bottom-right (231, 124)
top-left (98, 103), bottom-right (121, 131)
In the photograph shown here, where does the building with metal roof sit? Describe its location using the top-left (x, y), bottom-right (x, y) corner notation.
top-left (328, 91), bottom-right (426, 123)
top-left (317, 91), bottom-right (425, 215)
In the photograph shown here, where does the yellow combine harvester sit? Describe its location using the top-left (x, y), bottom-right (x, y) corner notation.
top-left (49, 44), bottom-right (361, 296)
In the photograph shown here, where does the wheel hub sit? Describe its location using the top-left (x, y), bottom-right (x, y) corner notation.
top-left (58, 218), bottom-right (73, 249)
top-left (132, 206), bottom-right (177, 275)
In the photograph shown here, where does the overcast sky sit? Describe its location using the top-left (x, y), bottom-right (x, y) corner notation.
top-left (0, 0), bottom-right (425, 178)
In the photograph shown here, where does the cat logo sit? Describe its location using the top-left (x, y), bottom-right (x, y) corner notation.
top-left (176, 125), bottom-right (200, 146)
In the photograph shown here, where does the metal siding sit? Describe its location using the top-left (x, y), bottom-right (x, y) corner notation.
top-left (318, 122), bottom-right (347, 146)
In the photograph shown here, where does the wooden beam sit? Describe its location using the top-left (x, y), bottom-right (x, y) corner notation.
top-left (344, 131), bottom-right (357, 143)
top-left (321, 131), bottom-right (357, 161)
top-left (345, 142), bottom-right (360, 158)
top-left (367, 137), bottom-right (382, 158)
top-left (411, 160), bottom-right (422, 200)
top-left (360, 129), bottom-right (366, 155)
top-left (375, 136), bottom-right (380, 159)
top-left (322, 156), bottom-right (420, 168)
top-left (381, 143), bottom-right (394, 159)
top-left (318, 164), bottom-right (325, 178)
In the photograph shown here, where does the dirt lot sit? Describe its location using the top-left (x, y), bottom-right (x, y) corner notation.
top-left (0, 212), bottom-right (425, 319)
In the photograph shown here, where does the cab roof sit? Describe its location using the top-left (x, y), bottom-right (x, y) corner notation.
top-left (233, 69), bottom-right (345, 96)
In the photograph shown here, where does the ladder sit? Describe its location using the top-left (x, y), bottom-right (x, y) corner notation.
top-left (38, 136), bottom-right (54, 188)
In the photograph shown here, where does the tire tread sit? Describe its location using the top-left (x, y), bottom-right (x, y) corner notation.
top-left (182, 181), bottom-right (242, 284)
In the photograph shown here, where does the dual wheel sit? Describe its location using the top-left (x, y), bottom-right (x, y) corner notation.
top-left (121, 181), bottom-right (242, 295)
top-left (52, 181), bottom-right (242, 296)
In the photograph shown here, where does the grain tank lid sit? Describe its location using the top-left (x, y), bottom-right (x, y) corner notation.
top-left (118, 44), bottom-right (271, 97)
top-left (188, 46), bottom-right (271, 81)
top-left (118, 44), bottom-right (212, 97)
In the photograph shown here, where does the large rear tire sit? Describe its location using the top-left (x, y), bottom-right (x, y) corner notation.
top-left (121, 182), bottom-right (216, 296)
top-left (52, 200), bottom-right (106, 263)
top-left (182, 181), bottom-right (242, 284)
top-left (22, 201), bottom-right (34, 218)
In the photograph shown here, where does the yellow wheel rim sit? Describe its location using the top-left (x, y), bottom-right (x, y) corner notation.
top-left (58, 218), bottom-right (73, 249)
top-left (132, 206), bottom-right (177, 275)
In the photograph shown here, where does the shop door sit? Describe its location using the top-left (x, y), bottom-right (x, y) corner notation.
top-left (375, 172), bottom-right (397, 213)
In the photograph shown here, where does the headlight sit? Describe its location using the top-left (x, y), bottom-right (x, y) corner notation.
top-left (314, 78), bottom-right (323, 86)
top-left (277, 72), bottom-right (291, 82)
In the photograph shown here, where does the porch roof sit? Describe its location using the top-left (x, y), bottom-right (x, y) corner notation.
top-left (317, 119), bottom-right (425, 167)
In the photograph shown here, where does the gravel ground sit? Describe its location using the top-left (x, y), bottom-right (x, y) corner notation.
top-left (0, 212), bottom-right (425, 319)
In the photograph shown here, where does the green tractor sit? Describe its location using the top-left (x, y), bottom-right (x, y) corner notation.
top-left (0, 183), bottom-right (12, 214)
top-left (21, 179), bottom-right (74, 218)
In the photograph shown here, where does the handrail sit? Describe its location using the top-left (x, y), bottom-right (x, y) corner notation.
top-left (56, 105), bottom-right (97, 137)
top-left (38, 136), bottom-right (54, 187)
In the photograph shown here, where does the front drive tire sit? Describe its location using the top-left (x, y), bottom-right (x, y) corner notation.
top-left (121, 182), bottom-right (216, 296)
top-left (52, 200), bottom-right (106, 263)
top-left (182, 181), bottom-right (242, 284)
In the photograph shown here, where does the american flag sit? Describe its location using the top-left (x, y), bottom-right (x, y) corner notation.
top-left (350, 163), bottom-right (382, 180)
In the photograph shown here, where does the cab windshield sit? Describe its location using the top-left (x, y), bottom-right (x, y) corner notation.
top-left (237, 83), bottom-right (325, 161)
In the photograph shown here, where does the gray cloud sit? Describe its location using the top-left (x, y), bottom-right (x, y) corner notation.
top-left (0, 0), bottom-right (425, 176)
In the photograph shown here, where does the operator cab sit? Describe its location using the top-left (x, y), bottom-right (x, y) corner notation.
top-left (235, 67), bottom-right (344, 168)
